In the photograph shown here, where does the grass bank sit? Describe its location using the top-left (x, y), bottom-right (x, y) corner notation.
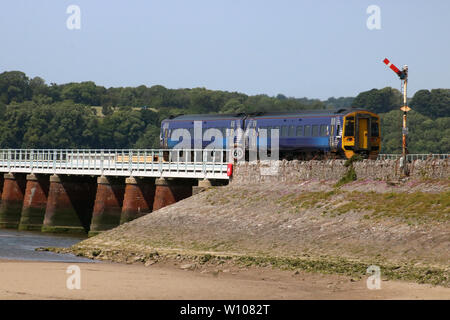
top-left (46, 179), bottom-right (450, 287)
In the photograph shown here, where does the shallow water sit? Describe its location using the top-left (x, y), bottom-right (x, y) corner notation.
top-left (0, 229), bottom-right (95, 263)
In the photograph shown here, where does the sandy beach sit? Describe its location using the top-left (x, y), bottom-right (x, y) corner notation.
top-left (1, 259), bottom-right (449, 300)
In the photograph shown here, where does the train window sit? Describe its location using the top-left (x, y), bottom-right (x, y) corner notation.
top-left (288, 125), bottom-right (295, 137)
top-left (260, 127), bottom-right (268, 136)
top-left (312, 125), bottom-right (319, 137)
top-left (320, 125), bottom-right (328, 136)
top-left (371, 122), bottom-right (379, 137)
top-left (296, 125), bottom-right (303, 136)
top-left (272, 126), bottom-right (280, 137)
top-left (304, 125), bottom-right (311, 136)
top-left (281, 126), bottom-right (288, 137)
top-left (336, 124), bottom-right (341, 136)
top-left (344, 120), bottom-right (354, 137)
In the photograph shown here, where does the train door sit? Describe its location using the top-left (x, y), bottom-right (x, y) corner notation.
top-left (244, 120), bottom-right (251, 144)
top-left (247, 120), bottom-right (257, 154)
top-left (330, 117), bottom-right (337, 150)
top-left (358, 118), bottom-right (368, 150)
top-left (230, 120), bottom-right (235, 143)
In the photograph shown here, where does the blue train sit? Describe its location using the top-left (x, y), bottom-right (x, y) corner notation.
top-left (160, 109), bottom-right (381, 159)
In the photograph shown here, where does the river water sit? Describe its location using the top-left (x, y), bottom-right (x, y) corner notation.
top-left (0, 229), bottom-right (95, 263)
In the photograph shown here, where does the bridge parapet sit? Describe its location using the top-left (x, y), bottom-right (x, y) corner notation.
top-left (0, 149), bottom-right (230, 180)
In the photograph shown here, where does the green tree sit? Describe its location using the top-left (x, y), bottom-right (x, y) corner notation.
top-left (352, 87), bottom-right (402, 114)
top-left (410, 89), bottom-right (450, 119)
top-left (380, 109), bottom-right (450, 154)
top-left (30, 76), bottom-right (48, 97)
top-left (61, 81), bottom-right (104, 106)
top-left (102, 105), bottom-right (113, 116)
top-left (222, 98), bottom-right (246, 113)
top-left (0, 71), bottom-right (32, 104)
top-left (134, 125), bottom-right (161, 148)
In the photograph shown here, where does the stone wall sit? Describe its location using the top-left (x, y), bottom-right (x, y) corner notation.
top-left (232, 159), bottom-right (449, 184)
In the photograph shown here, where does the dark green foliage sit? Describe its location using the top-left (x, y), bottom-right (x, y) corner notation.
top-left (352, 87), bottom-right (403, 114)
top-left (0, 71), bottom-right (33, 104)
top-left (380, 110), bottom-right (450, 154)
top-left (0, 70), bottom-right (448, 153)
top-left (344, 154), bottom-right (363, 167)
top-left (102, 105), bottom-right (113, 116)
top-left (409, 89), bottom-right (450, 119)
top-left (336, 154), bottom-right (361, 187)
top-left (324, 96), bottom-right (354, 109)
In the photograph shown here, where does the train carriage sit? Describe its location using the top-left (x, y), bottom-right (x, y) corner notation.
top-left (161, 113), bottom-right (244, 150)
top-left (160, 109), bottom-right (380, 160)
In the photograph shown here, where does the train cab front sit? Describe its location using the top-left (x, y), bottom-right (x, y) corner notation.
top-left (341, 111), bottom-right (380, 159)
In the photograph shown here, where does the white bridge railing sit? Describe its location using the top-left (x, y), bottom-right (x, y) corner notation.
top-left (1, 150), bottom-right (446, 180)
top-left (0, 149), bottom-right (231, 180)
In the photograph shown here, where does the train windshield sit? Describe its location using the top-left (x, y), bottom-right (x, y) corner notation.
top-left (344, 117), bottom-right (355, 137)
top-left (371, 121), bottom-right (379, 137)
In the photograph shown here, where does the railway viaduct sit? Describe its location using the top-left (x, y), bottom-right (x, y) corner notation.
top-left (0, 149), bottom-right (447, 236)
top-left (0, 149), bottom-right (229, 236)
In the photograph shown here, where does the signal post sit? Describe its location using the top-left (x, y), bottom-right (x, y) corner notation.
top-left (383, 58), bottom-right (410, 175)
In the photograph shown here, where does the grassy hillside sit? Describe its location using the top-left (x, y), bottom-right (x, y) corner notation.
top-left (52, 179), bottom-right (450, 286)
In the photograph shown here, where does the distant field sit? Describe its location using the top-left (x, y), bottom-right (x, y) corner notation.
top-left (91, 106), bottom-right (158, 117)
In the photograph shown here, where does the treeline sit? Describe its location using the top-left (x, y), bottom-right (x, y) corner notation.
top-left (0, 101), bottom-right (161, 149)
top-left (353, 87), bottom-right (450, 153)
top-left (352, 86), bottom-right (450, 119)
top-left (0, 71), bottom-right (448, 153)
top-left (0, 71), bottom-right (326, 115)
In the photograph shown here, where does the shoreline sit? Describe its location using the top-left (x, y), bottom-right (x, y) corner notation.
top-left (1, 258), bottom-right (449, 300)
top-left (1, 178), bottom-right (448, 299)
top-left (44, 245), bottom-right (450, 287)
top-left (51, 179), bottom-right (449, 288)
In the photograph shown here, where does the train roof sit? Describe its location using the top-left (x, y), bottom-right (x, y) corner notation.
top-left (162, 108), bottom-right (375, 122)
top-left (163, 113), bottom-right (246, 121)
top-left (247, 108), bottom-right (367, 118)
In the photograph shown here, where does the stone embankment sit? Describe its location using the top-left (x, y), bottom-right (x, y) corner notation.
top-left (232, 159), bottom-right (449, 184)
top-left (55, 167), bottom-right (450, 286)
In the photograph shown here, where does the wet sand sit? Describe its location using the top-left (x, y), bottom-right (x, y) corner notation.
top-left (0, 259), bottom-right (449, 300)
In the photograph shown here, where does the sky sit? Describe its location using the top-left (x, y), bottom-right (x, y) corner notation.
top-left (0, 0), bottom-right (449, 100)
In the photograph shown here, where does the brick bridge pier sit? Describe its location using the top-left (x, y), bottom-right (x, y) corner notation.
top-left (0, 149), bottom-right (230, 235)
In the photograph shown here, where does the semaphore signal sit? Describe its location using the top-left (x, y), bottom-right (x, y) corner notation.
top-left (383, 58), bottom-right (407, 80)
top-left (382, 58), bottom-right (410, 175)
